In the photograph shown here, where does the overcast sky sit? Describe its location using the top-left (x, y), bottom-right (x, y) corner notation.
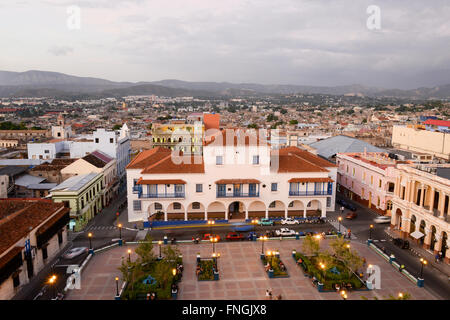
top-left (0, 0), bottom-right (449, 89)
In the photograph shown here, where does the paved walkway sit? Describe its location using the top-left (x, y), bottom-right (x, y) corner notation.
top-left (64, 239), bottom-right (437, 300)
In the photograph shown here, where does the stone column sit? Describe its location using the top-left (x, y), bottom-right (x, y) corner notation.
top-left (321, 199), bottom-right (326, 218)
top-left (164, 211), bottom-right (168, 221)
top-left (204, 209), bottom-right (208, 221)
top-left (419, 183), bottom-right (425, 207)
top-left (225, 207), bottom-right (229, 220)
top-left (429, 187), bottom-right (435, 213)
top-left (438, 191), bottom-right (445, 219)
top-left (265, 209), bottom-right (268, 219)
top-left (184, 209), bottom-right (188, 221)
top-left (284, 209), bottom-right (288, 219)
top-left (401, 217), bottom-right (409, 238)
top-left (423, 227), bottom-right (431, 250)
top-left (245, 209), bottom-right (249, 220)
top-left (303, 208), bottom-right (307, 218)
top-left (434, 233), bottom-right (441, 255)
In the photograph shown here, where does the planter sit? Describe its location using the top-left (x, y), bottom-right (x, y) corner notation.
top-left (261, 254), bottom-right (289, 278)
top-left (197, 258), bottom-right (219, 281)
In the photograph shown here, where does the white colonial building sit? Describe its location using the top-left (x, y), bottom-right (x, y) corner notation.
top-left (126, 129), bottom-right (337, 224)
top-left (391, 163), bottom-right (450, 263)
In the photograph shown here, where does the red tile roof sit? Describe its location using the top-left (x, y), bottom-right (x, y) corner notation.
top-left (288, 177), bottom-right (334, 183)
top-left (423, 119), bottom-right (450, 127)
top-left (0, 199), bottom-right (68, 254)
top-left (137, 179), bottom-right (186, 185)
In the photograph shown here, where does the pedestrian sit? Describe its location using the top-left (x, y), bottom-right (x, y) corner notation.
top-left (439, 252), bottom-right (443, 262)
top-left (269, 289), bottom-right (273, 300)
top-left (265, 289), bottom-right (270, 300)
top-left (435, 253), bottom-right (440, 263)
top-left (277, 294), bottom-right (282, 300)
top-left (347, 229), bottom-right (351, 239)
top-left (146, 293), bottom-right (151, 300)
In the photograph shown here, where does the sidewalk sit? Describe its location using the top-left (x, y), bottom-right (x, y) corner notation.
top-left (385, 228), bottom-right (450, 277)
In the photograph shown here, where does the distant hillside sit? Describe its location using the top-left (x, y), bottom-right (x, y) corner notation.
top-left (0, 70), bottom-right (449, 99)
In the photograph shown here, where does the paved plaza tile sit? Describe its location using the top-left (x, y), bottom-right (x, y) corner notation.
top-left (65, 240), bottom-right (438, 300)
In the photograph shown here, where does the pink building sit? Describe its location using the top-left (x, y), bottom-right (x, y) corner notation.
top-left (336, 152), bottom-right (410, 215)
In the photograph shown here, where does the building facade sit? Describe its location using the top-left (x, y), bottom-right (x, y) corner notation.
top-left (127, 129), bottom-right (337, 225)
top-left (336, 152), bottom-right (405, 215)
top-left (50, 172), bottom-right (104, 231)
top-left (390, 164), bottom-right (450, 264)
top-left (0, 199), bottom-right (69, 300)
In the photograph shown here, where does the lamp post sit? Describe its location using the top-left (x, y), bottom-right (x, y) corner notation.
top-left (158, 240), bottom-right (162, 259)
top-left (208, 220), bottom-right (215, 234)
top-left (398, 292), bottom-right (404, 299)
top-left (210, 237), bottom-right (218, 254)
top-left (345, 244), bottom-right (350, 250)
top-left (419, 258), bottom-right (427, 278)
top-left (369, 224), bottom-right (374, 240)
top-left (48, 275), bottom-right (57, 300)
top-left (115, 277), bottom-right (119, 296)
top-left (338, 217), bottom-right (342, 234)
top-left (259, 236), bottom-right (268, 254)
top-left (319, 262), bottom-right (326, 282)
top-left (340, 290), bottom-right (347, 300)
top-left (88, 232), bottom-right (93, 250)
top-left (127, 249), bottom-right (131, 262)
top-left (118, 223), bottom-right (122, 240)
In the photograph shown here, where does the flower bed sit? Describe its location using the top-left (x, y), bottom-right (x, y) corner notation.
top-left (294, 252), bottom-right (365, 291)
top-left (197, 259), bottom-right (218, 281)
top-left (261, 254), bottom-right (289, 278)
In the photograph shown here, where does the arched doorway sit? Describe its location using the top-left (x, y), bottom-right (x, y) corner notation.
top-left (306, 200), bottom-right (322, 217)
top-left (441, 232), bottom-right (448, 258)
top-left (419, 220), bottom-right (426, 245)
top-left (394, 208), bottom-right (402, 229)
top-left (148, 202), bottom-right (164, 221)
top-left (430, 226), bottom-right (437, 251)
top-left (167, 202), bottom-right (185, 220)
top-left (228, 201), bottom-right (245, 220)
top-left (267, 200), bottom-right (285, 218)
top-left (410, 215), bottom-right (416, 234)
top-left (187, 202), bottom-right (205, 220)
top-left (287, 200), bottom-right (305, 218)
top-left (207, 201), bottom-right (226, 220)
top-left (248, 200), bottom-right (266, 219)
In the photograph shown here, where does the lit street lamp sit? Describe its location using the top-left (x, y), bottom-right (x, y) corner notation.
top-left (338, 217), bottom-right (342, 234)
top-left (48, 275), bottom-right (57, 300)
top-left (369, 224), bottom-right (374, 240)
top-left (88, 232), bottom-right (93, 250)
top-left (115, 277), bottom-right (119, 296)
top-left (127, 249), bottom-right (132, 262)
top-left (340, 290), bottom-right (347, 300)
top-left (259, 236), bottom-right (268, 254)
top-left (118, 223), bottom-right (122, 240)
top-left (251, 219), bottom-right (259, 232)
top-left (319, 262), bottom-right (326, 282)
top-left (158, 240), bottom-right (163, 259)
top-left (208, 220), bottom-right (215, 234)
top-left (210, 237), bottom-right (218, 254)
top-left (419, 258), bottom-right (427, 278)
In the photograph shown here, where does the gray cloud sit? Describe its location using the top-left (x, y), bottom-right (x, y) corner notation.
top-left (1, 0), bottom-right (449, 89)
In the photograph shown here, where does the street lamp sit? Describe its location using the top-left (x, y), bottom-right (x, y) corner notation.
top-left (172, 268), bottom-right (177, 277)
top-left (338, 217), bottom-right (342, 234)
top-left (118, 223), bottom-right (122, 240)
top-left (259, 236), bottom-right (268, 254)
top-left (48, 275), bottom-right (57, 300)
top-left (319, 262), bottom-right (326, 282)
top-left (419, 258), bottom-right (427, 278)
top-left (158, 240), bottom-right (163, 259)
top-left (210, 237), bottom-right (218, 254)
top-left (369, 224), bottom-right (374, 240)
top-left (251, 219), bottom-right (259, 232)
top-left (398, 292), bottom-right (404, 299)
top-left (127, 249), bottom-right (131, 262)
top-left (345, 244), bottom-right (350, 250)
top-left (208, 220), bottom-right (215, 234)
top-left (340, 290), bottom-right (347, 300)
top-left (115, 277), bottom-right (119, 296)
top-left (88, 232), bottom-right (93, 249)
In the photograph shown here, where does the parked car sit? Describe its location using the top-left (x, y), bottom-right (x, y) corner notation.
top-left (226, 232), bottom-right (244, 241)
top-left (259, 218), bottom-right (274, 226)
top-left (202, 234), bottom-right (221, 241)
top-left (281, 218), bottom-right (300, 225)
top-left (337, 199), bottom-right (356, 211)
top-left (63, 247), bottom-right (88, 259)
top-left (345, 212), bottom-right (358, 220)
top-left (374, 216), bottom-right (391, 224)
top-left (393, 238), bottom-right (410, 249)
top-left (275, 228), bottom-right (296, 237)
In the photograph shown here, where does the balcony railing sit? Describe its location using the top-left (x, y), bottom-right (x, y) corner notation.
top-left (289, 190), bottom-right (332, 196)
top-left (133, 186), bottom-right (142, 193)
top-left (216, 192), bottom-right (259, 198)
top-left (139, 192), bottom-right (185, 199)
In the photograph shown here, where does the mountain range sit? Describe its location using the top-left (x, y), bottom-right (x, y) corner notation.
top-left (0, 70), bottom-right (450, 99)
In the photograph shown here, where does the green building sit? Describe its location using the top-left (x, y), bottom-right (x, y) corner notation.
top-left (50, 172), bottom-right (104, 231)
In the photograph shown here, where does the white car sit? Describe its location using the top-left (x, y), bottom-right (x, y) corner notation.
top-left (275, 228), bottom-right (296, 237)
top-left (374, 216), bottom-right (391, 224)
top-left (281, 218), bottom-right (300, 225)
top-left (63, 247), bottom-right (88, 259)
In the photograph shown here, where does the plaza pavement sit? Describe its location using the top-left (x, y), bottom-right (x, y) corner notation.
top-left (65, 239), bottom-right (438, 300)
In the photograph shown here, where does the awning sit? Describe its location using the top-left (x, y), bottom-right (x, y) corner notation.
top-left (288, 177), bottom-right (334, 183)
top-left (410, 230), bottom-right (425, 239)
top-left (137, 179), bottom-right (186, 185)
top-left (215, 179), bottom-right (261, 184)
